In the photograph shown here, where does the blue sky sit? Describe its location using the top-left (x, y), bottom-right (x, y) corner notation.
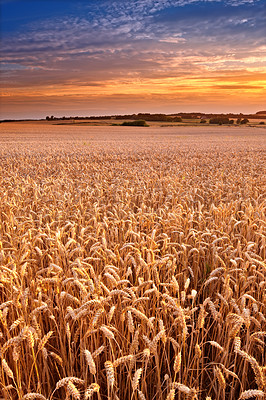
top-left (1, 0), bottom-right (265, 118)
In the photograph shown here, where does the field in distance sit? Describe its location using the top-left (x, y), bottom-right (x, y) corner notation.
top-left (0, 123), bottom-right (265, 400)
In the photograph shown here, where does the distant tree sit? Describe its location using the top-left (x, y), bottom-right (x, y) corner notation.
top-left (136, 113), bottom-right (172, 122)
top-left (180, 114), bottom-right (194, 119)
top-left (172, 116), bottom-right (182, 122)
top-left (229, 120), bottom-right (234, 124)
top-left (259, 121), bottom-right (265, 125)
top-left (46, 116), bottom-right (50, 121)
top-left (240, 118), bottom-right (249, 124)
top-left (236, 118), bottom-right (242, 124)
top-left (209, 117), bottom-right (230, 125)
top-left (121, 120), bottom-right (148, 126)
top-left (200, 119), bottom-right (207, 123)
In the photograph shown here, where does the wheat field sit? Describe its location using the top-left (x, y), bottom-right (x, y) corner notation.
top-left (0, 123), bottom-right (265, 400)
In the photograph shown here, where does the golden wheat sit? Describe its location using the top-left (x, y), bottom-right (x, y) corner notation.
top-left (0, 124), bottom-right (265, 400)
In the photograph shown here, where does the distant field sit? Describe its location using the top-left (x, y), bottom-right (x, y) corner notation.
top-left (0, 123), bottom-right (265, 400)
top-left (53, 118), bottom-right (265, 127)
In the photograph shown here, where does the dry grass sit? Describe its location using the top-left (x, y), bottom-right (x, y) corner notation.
top-left (0, 124), bottom-right (265, 400)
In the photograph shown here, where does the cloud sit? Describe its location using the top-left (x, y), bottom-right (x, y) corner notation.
top-left (214, 84), bottom-right (264, 89)
top-left (1, 0), bottom-right (265, 117)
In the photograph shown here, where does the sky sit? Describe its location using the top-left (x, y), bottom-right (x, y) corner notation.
top-left (0, 0), bottom-right (265, 119)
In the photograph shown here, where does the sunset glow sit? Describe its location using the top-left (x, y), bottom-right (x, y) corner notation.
top-left (1, 0), bottom-right (266, 118)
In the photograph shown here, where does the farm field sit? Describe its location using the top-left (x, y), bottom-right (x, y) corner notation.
top-left (0, 123), bottom-right (265, 400)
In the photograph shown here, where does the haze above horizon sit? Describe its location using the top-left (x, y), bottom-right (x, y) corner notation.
top-left (1, 0), bottom-right (265, 119)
